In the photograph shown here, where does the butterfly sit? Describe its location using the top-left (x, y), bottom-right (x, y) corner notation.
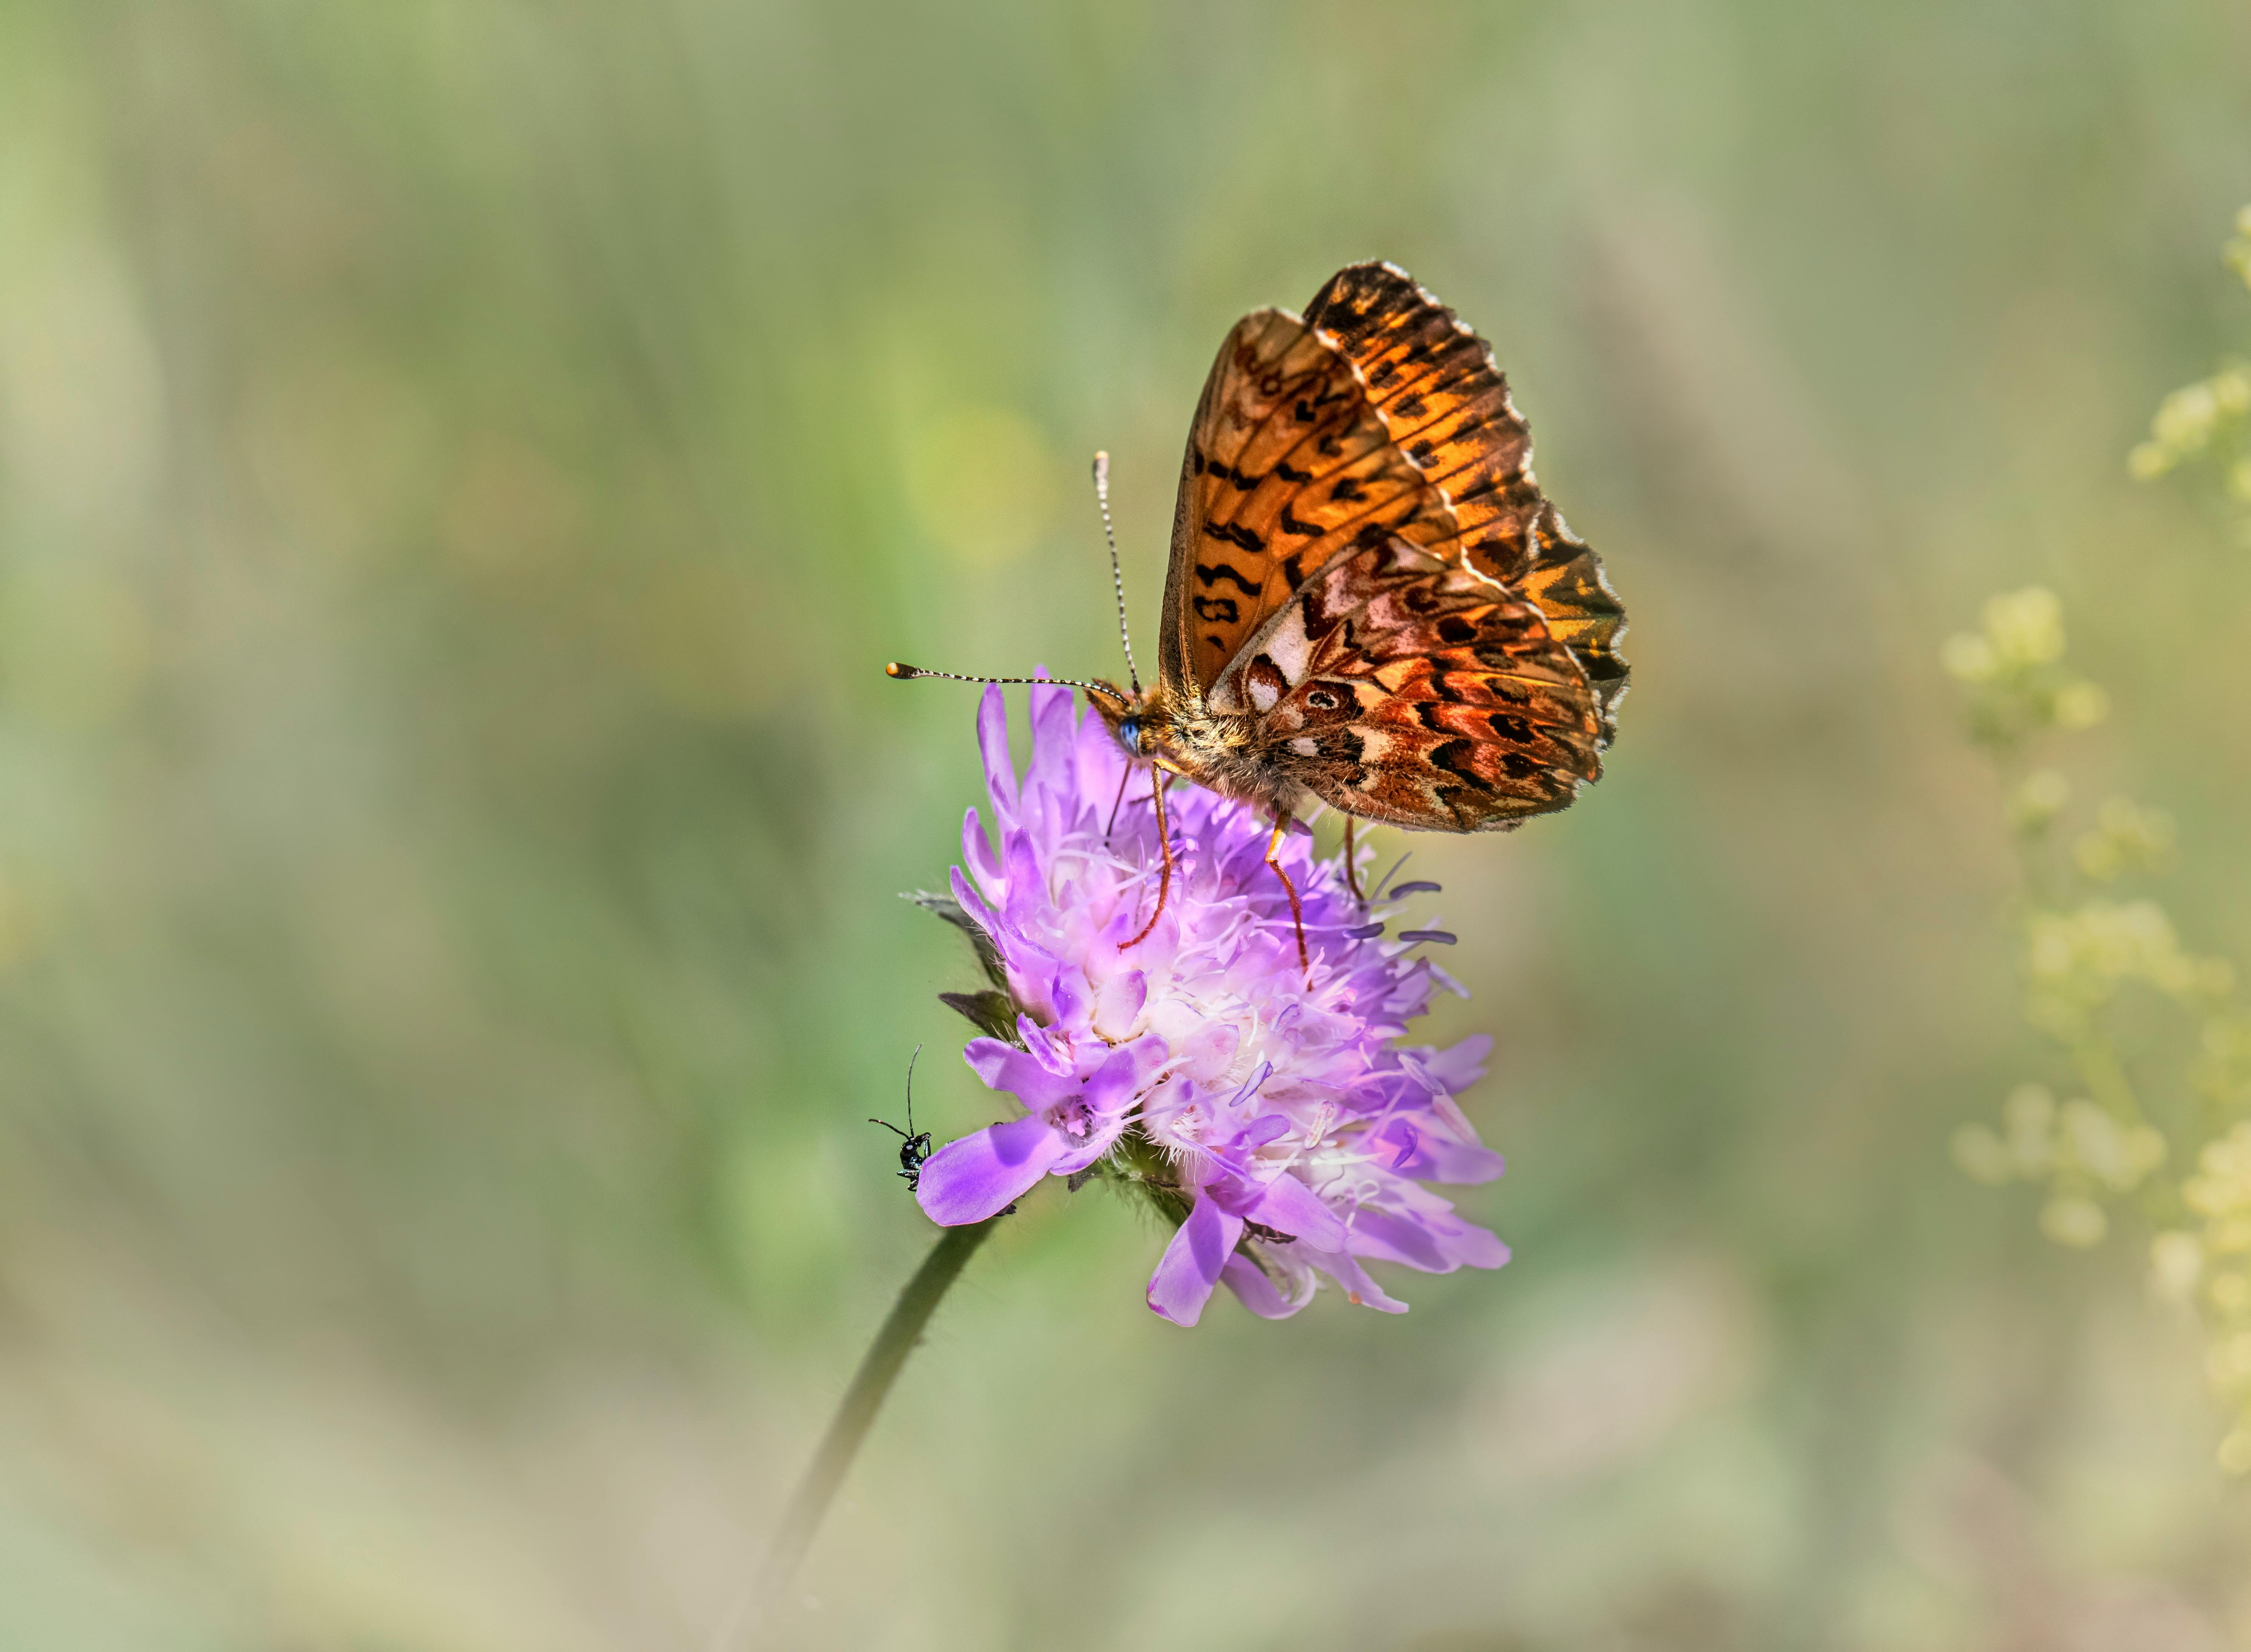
top-left (891, 262), bottom-right (1627, 967)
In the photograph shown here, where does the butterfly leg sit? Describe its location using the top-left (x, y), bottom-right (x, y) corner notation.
top-left (1341, 816), bottom-right (1363, 905)
top-left (1102, 761), bottom-right (1132, 842)
top-left (1122, 774), bottom-right (1175, 950)
top-left (1265, 808), bottom-right (1311, 977)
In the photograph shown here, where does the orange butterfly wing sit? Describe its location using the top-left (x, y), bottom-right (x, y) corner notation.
top-left (1214, 536), bottom-right (1602, 829)
top-left (1158, 262), bottom-right (1627, 830)
top-left (1157, 309), bottom-right (1457, 696)
top-left (1297, 262), bottom-right (1628, 738)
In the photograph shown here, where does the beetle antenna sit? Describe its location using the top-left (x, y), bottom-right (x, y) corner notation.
top-left (1092, 452), bottom-right (1141, 695)
top-left (868, 1044), bottom-right (924, 1138)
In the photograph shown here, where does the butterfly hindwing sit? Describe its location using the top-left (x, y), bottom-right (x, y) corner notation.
top-left (1214, 535), bottom-right (1602, 830)
top-left (1300, 262), bottom-right (1629, 743)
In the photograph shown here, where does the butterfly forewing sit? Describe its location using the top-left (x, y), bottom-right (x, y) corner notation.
top-left (1162, 311), bottom-right (1454, 695)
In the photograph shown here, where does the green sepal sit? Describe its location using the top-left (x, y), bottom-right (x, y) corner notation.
top-left (938, 989), bottom-right (1025, 1048)
top-left (904, 889), bottom-right (1008, 988)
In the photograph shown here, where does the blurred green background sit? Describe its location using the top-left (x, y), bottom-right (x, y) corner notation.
top-left (5, 2), bottom-right (2251, 1648)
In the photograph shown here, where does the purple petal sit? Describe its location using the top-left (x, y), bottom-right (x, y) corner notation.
top-left (977, 686), bottom-right (1018, 814)
top-left (1348, 1203), bottom-right (1510, 1273)
top-left (946, 868), bottom-right (1006, 957)
top-left (1080, 1043), bottom-right (1154, 1114)
top-left (1089, 970), bottom-right (1148, 1040)
top-left (1366, 1117), bottom-right (1506, 1185)
top-left (1049, 1114), bottom-right (1127, 1176)
top-left (916, 1116), bottom-right (1068, 1225)
top-left (1310, 1248), bottom-right (1411, 1314)
top-left (963, 1040), bottom-right (1079, 1108)
top-left (1240, 1172), bottom-right (1348, 1250)
top-left (1071, 696), bottom-right (1125, 800)
top-left (1026, 680), bottom-right (1078, 789)
top-left (1220, 1254), bottom-right (1301, 1319)
top-left (1000, 830), bottom-right (1048, 934)
top-left (1344, 1206), bottom-right (1451, 1271)
top-left (962, 806), bottom-right (1005, 890)
top-left (1242, 1114), bottom-right (1292, 1149)
top-left (1423, 1034), bottom-right (1492, 1095)
top-left (1146, 1196), bottom-right (1245, 1327)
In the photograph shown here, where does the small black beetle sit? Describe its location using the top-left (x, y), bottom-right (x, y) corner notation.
top-left (868, 1046), bottom-right (934, 1193)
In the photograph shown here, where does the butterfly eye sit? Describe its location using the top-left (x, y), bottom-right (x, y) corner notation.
top-left (1117, 717), bottom-right (1143, 757)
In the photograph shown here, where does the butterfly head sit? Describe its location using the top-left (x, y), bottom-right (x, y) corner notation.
top-left (1084, 678), bottom-right (1167, 765)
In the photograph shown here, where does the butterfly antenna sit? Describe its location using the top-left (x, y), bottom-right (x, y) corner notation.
top-left (886, 663), bottom-right (1107, 693)
top-left (1092, 452), bottom-right (1141, 695)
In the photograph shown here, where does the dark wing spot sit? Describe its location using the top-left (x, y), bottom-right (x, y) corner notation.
top-left (1195, 562), bottom-right (1262, 596)
top-left (1202, 521), bottom-right (1266, 552)
top-left (1429, 739), bottom-right (1481, 782)
top-left (1279, 506), bottom-right (1319, 536)
top-left (1500, 751), bottom-right (1543, 779)
top-left (1193, 596), bottom-right (1239, 623)
top-left (1391, 395), bottom-right (1427, 420)
top-left (1329, 476), bottom-right (1365, 504)
top-left (1487, 712), bottom-right (1534, 743)
top-left (1436, 615), bottom-right (1477, 645)
top-left (1275, 461), bottom-right (1312, 483)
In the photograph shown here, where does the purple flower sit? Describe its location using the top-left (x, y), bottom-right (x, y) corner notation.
top-left (915, 683), bottom-right (1510, 1326)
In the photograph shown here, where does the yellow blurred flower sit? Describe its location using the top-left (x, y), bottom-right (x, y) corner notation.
top-left (2051, 680), bottom-right (2109, 730)
top-left (2041, 1196), bottom-right (2107, 1248)
top-left (2152, 1231), bottom-right (2204, 1303)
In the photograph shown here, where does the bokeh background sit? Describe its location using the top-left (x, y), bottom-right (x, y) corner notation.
top-left (6, 2), bottom-right (2251, 1648)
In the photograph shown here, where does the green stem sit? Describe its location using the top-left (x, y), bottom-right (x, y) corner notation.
top-left (732, 1215), bottom-right (1001, 1645)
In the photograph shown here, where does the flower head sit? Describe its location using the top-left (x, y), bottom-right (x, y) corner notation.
top-left (915, 682), bottom-right (1510, 1326)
